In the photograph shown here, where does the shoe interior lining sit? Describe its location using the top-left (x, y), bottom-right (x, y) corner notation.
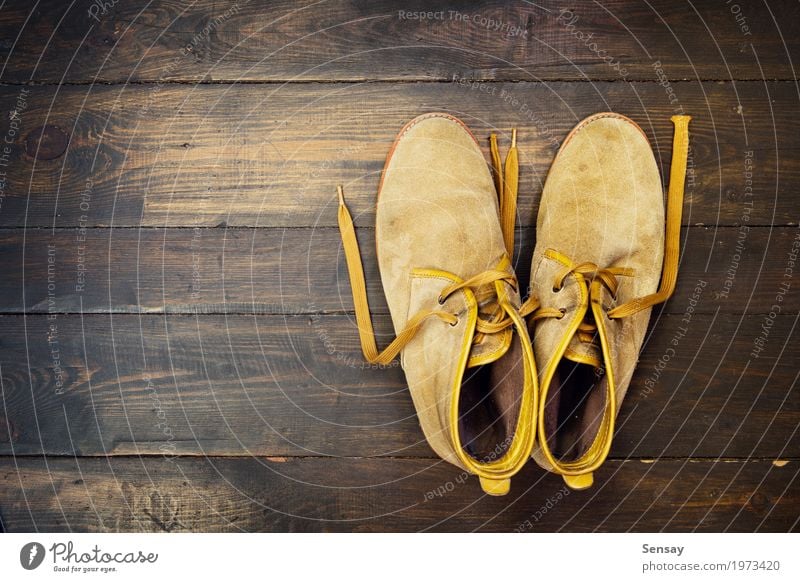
top-left (543, 359), bottom-right (607, 461)
top-left (457, 334), bottom-right (524, 462)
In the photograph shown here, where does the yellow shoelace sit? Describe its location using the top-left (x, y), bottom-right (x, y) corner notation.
top-left (539, 262), bottom-right (635, 345)
top-left (490, 128), bottom-right (519, 257)
top-left (337, 130), bottom-right (521, 366)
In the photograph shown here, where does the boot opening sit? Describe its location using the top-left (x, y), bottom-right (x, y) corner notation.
top-left (544, 359), bottom-right (607, 461)
top-left (457, 334), bottom-right (524, 462)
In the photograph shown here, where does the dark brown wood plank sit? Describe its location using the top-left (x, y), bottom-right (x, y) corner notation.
top-left (0, 81), bottom-right (795, 227)
top-left (0, 313), bottom-right (796, 458)
top-left (0, 456), bottom-right (796, 532)
top-left (1, 1), bottom-right (798, 83)
top-left (1, 226), bottom-right (796, 315)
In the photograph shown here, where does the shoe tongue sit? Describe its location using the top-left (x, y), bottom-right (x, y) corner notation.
top-left (563, 335), bottom-right (602, 369)
top-left (467, 328), bottom-right (512, 367)
top-left (564, 295), bottom-right (604, 369)
top-left (466, 286), bottom-right (512, 368)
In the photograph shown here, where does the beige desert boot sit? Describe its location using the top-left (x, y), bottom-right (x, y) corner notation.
top-left (337, 113), bottom-right (538, 495)
top-left (524, 113), bottom-right (691, 490)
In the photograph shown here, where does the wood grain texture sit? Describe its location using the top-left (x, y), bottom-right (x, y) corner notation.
top-left (1, 0), bottom-right (798, 534)
top-left (0, 457), bottom-right (797, 532)
top-left (0, 313), bottom-right (796, 458)
top-left (0, 226), bottom-right (796, 315)
top-left (1, 0), bottom-right (798, 83)
top-left (0, 81), bottom-right (795, 227)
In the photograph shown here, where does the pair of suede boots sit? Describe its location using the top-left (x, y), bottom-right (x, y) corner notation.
top-left (337, 112), bottom-right (691, 495)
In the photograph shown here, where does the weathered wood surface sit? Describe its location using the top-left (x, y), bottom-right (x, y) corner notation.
top-left (1, 0), bottom-right (798, 83)
top-left (0, 226), bottom-right (796, 315)
top-left (0, 313), bottom-right (796, 458)
top-left (1, 0), bottom-right (798, 534)
top-left (0, 81), bottom-right (795, 227)
top-left (0, 457), bottom-right (796, 532)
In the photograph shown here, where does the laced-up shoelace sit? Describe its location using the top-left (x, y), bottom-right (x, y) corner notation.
top-left (337, 130), bottom-right (522, 366)
top-left (523, 262), bottom-right (635, 349)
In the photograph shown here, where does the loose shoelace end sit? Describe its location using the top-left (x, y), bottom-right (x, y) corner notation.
top-left (337, 185), bottom-right (345, 205)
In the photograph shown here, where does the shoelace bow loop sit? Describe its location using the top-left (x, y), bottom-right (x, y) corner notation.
top-left (439, 268), bottom-right (519, 342)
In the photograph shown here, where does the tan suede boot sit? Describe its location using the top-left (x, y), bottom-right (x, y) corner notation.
top-left (524, 113), bottom-right (691, 489)
top-left (337, 113), bottom-right (538, 495)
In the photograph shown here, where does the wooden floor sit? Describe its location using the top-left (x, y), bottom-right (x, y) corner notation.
top-left (0, 0), bottom-right (798, 532)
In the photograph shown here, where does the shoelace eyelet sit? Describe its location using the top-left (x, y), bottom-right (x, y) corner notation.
top-left (557, 308), bottom-right (566, 319)
top-left (437, 295), bottom-right (446, 305)
top-left (552, 285), bottom-right (563, 293)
